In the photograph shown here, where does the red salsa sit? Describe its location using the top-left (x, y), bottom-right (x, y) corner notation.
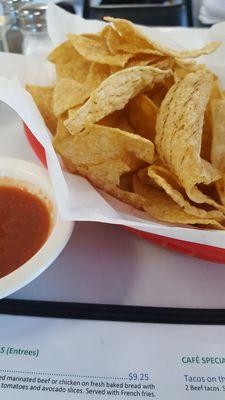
top-left (0, 186), bottom-right (51, 278)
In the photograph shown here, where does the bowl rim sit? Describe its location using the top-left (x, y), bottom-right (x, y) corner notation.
top-left (0, 157), bottom-right (74, 298)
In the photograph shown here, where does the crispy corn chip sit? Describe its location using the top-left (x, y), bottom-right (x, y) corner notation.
top-left (99, 109), bottom-right (135, 133)
top-left (53, 79), bottom-right (87, 117)
top-left (178, 42), bottom-right (220, 59)
top-left (133, 175), bottom-right (224, 228)
top-left (127, 94), bottom-right (158, 141)
top-left (211, 99), bottom-right (225, 205)
top-left (174, 66), bottom-right (191, 83)
top-left (63, 159), bottom-right (145, 210)
top-left (148, 85), bottom-right (168, 107)
top-left (48, 40), bottom-right (75, 64)
top-left (55, 60), bottom-right (90, 83)
top-left (53, 63), bottom-right (110, 117)
top-left (99, 25), bottom-right (111, 38)
top-left (54, 121), bottom-right (153, 205)
top-left (119, 171), bottom-right (134, 192)
top-left (201, 105), bottom-right (212, 162)
top-left (105, 17), bottom-right (220, 59)
top-left (26, 85), bottom-right (57, 135)
top-left (68, 33), bottom-right (132, 67)
top-left (85, 62), bottom-right (111, 90)
top-left (54, 117), bottom-right (70, 143)
top-left (68, 105), bottom-right (83, 119)
top-left (106, 24), bottom-right (163, 56)
top-left (173, 59), bottom-right (200, 82)
top-left (211, 79), bottom-right (224, 100)
top-left (147, 165), bottom-right (223, 220)
top-left (174, 58), bottom-right (198, 69)
top-left (150, 58), bottom-right (175, 71)
top-left (82, 32), bottom-right (104, 41)
top-left (98, 110), bottom-right (122, 128)
top-left (155, 71), bottom-right (223, 208)
top-left (147, 76), bottom-right (174, 107)
top-left (211, 99), bottom-right (225, 172)
top-left (54, 123), bottom-right (154, 166)
top-left (65, 66), bottom-right (171, 135)
top-left (116, 114), bottom-right (134, 133)
top-left (78, 159), bottom-right (130, 188)
top-left (48, 41), bottom-right (91, 83)
top-left (200, 78), bottom-right (224, 162)
top-left (110, 65), bottom-right (122, 74)
top-left (126, 54), bottom-right (162, 68)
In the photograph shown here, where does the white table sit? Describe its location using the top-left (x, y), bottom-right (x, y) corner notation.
top-left (1, 95), bottom-right (225, 310)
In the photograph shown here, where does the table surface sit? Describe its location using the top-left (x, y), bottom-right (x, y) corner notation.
top-left (1, 55), bottom-right (225, 309)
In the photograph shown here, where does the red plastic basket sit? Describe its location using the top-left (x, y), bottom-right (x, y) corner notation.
top-left (24, 124), bottom-right (225, 264)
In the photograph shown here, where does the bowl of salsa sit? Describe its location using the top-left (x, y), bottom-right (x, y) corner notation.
top-left (0, 157), bottom-right (74, 298)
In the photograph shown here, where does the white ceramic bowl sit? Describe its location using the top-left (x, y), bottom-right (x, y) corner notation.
top-left (0, 157), bottom-right (74, 298)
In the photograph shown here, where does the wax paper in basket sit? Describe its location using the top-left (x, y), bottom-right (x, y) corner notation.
top-left (0, 2), bottom-right (225, 247)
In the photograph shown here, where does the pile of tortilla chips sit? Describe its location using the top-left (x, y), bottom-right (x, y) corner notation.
top-left (26, 17), bottom-right (225, 229)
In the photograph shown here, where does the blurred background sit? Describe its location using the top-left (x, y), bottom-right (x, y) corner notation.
top-left (0, 0), bottom-right (225, 53)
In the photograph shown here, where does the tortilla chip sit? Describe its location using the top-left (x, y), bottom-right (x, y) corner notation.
top-left (211, 79), bottom-right (224, 100)
top-left (147, 165), bottom-right (223, 220)
top-left (98, 110), bottom-right (122, 128)
top-left (109, 66), bottom-right (122, 75)
top-left (174, 66), bottom-right (190, 82)
top-left (201, 105), bottom-right (212, 162)
top-left (147, 76), bottom-right (174, 107)
top-left (148, 86), bottom-right (168, 108)
top-left (178, 42), bottom-right (220, 59)
top-left (53, 79), bottom-right (87, 117)
top-left (68, 105), bottom-right (83, 119)
top-left (68, 33), bottom-right (132, 67)
top-left (106, 23), bottom-right (163, 56)
top-left (199, 77), bottom-right (224, 162)
top-left (53, 63), bottom-right (110, 117)
top-left (99, 25), bottom-right (111, 38)
top-left (85, 62), bottom-right (111, 91)
top-left (127, 94), bottom-right (158, 141)
top-left (54, 123), bottom-right (154, 167)
top-left (54, 117), bottom-right (70, 145)
top-left (119, 171), bottom-right (134, 192)
top-left (54, 121), bottom-right (153, 205)
top-left (26, 85), bottom-right (57, 135)
top-left (126, 54), bottom-right (162, 68)
top-left (79, 159), bottom-right (130, 188)
top-left (48, 40), bottom-right (75, 64)
top-left (105, 17), bottom-right (220, 59)
top-left (57, 61), bottom-right (90, 83)
top-left (65, 66), bottom-right (171, 135)
top-left (211, 99), bottom-right (225, 205)
top-left (133, 175), bottom-right (224, 228)
top-left (48, 41), bottom-right (91, 83)
top-left (116, 113), bottom-right (134, 133)
top-left (98, 108), bottom-right (135, 133)
top-left (55, 60), bottom-right (90, 83)
top-left (151, 58), bottom-right (175, 71)
top-left (64, 158), bottom-right (145, 210)
top-left (155, 70), bottom-right (222, 208)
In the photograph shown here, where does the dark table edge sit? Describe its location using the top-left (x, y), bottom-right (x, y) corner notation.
top-left (1, 299), bottom-right (225, 325)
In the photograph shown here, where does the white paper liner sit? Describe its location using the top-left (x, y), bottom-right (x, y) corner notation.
top-left (0, 2), bottom-right (225, 248)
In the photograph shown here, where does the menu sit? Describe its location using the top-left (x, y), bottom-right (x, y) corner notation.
top-left (0, 314), bottom-right (225, 399)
